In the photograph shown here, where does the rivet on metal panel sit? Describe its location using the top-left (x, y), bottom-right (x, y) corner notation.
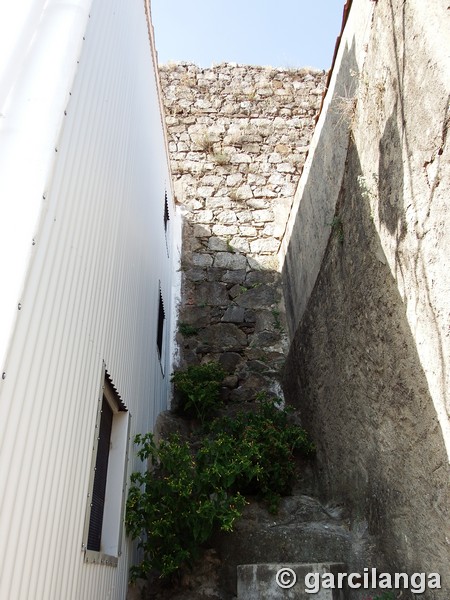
top-left (32, 239), bottom-right (35, 246)
top-left (55, 148), bottom-right (58, 152)
top-left (64, 111), bottom-right (67, 116)
top-left (2, 372), bottom-right (6, 380)
top-left (18, 303), bottom-right (21, 310)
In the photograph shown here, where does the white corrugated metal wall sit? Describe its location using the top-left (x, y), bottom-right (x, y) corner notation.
top-left (0, 0), bottom-right (177, 598)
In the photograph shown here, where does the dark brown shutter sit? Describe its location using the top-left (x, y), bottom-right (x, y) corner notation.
top-left (163, 191), bottom-right (170, 232)
top-left (157, 291), bottom-right (165, 357)
top-left (87, 396), bottom-right (113, 551)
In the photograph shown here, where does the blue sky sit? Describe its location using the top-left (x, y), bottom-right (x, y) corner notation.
top-left (150, 1), bottom-right (345, 71)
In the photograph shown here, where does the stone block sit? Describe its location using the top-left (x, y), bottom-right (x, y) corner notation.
top-left (227, 173), bottom-right (244, 186)
top-left (222, 306), bottom-right (246, 323)
top-left (277, 162), bottom-right (296, 174)
top-left (192, 209), bottom-right (214, 223)
top-left (218, 352), bottom-right (243, 372)
top-left (253, 209), bottom-right (274, 223)
top-left (195, 281), bottom-right (228, 306)
top-left (191, 253), bottom-right (213, 267)
top-left (235, 284), bottom-right (279, 309)
top-left (250, 237), bottom-right (280, 254)
top-left (208, 237), bottom-right (229, 252)
top-left (237, 563), bottom-right (347, 600)
top-left (197, 323), bottom-right (247, 352)
top-left (221, 269), bottom-right (246, 284)
top-left (231, 153), bottom-right (252, 163)
top-left (212, 224), bottom-right (239, 236)
top-left (197, 185), bottom-right (215, 197)
top-left (239, 225), bottom-right (258, 237)
top-left (236, 184), bottom-right (253, 199)
top-left (193, 224), bottom-right (211, 237)
top-left (229, 237), bottom-right (250, 253)
top-left (217, 210), bottom-right (238, 224)
top-left (214, 252), bottom-right (247, 270)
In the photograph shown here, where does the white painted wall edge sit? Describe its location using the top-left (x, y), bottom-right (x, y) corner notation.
top-left (278, 0), bottom-right (375, 336)
top-left (0, 0), bottom-right (93, 372)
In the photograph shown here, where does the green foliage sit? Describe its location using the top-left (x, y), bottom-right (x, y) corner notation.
top-left (126, 399), bottom-right (315, 581)
top-left (171, 362), bottom-right (225, 425)
top-left (178, 322), bottom-right (199, 337)
top-left (126, 432), bottom-right (246, 581)
top-left (207, 398), bottom-right (315, 512)
top-left (329, 214), bottom-right (344, 243)
top-left (127, 366), bottom-right (315, 582)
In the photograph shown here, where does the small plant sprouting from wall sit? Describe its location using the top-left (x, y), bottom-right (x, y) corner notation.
top-left (333, 94), bottom-right (357, 130)
top-left (197, 134), bottom-right (215, 154)
top-left (171, 362), bottom-right (225, 425)
top-left (329, 214), bottom-right (344, 244)
top-left (178, 322), bottom-right (199, 337)
top-left (272, 308), bottom-right (283, 332)
top-left (212, 151), bottom-right (230, 166)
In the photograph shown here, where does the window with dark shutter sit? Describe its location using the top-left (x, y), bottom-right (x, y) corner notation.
top-left (157, 290), bottom-right (165, 359)
top-left (83, 369), bottom-right (130, 565)
top-left (87, 396), bottom-right (113, 552)
top-left (163, 191), bottom-right (170, 232)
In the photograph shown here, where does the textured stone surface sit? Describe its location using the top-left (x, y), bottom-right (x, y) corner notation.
top-left (161, 63), bottom-right (325, 400)
top-left (280, 0), bottom-right (450, 592)
top-left (237, 563), bottom-right (347, 600)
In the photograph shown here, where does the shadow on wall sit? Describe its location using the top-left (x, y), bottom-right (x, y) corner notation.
top-left (282, 135), bottom-right (450, 593)
top-left (176, 223), bottom-right (289, 404)
top-left (378, 103), bottom-right (406, 238)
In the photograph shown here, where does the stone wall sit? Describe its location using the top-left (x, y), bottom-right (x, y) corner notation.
top-left (281, 0), bottom-right (450, 595)
top-left (159, 62), bottom-right (325, 400)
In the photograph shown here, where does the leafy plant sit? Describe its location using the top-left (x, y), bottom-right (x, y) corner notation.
top-left (178, 322), bottom-right (199, 337)
top-left (207, 398), bottom-right (315, 512)
top-left (171, 362), bottom-right (226, 425)
top-left (329, 214), bottom-right (344, 244)
top-left (125, 433), bottom-right (245, 580)
top-left (128, 363), bottom-right (315, 581)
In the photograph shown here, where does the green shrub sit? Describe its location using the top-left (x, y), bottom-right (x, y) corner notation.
top-left (178, 322), bottom-right (199, 337)
top-left (126, 400), bottom-right (315, 580)
top-left (125, 432), bottom-right (246, 580)
top-left (208, 398), bottom-right (315, 511)
top-left (171, 362), bottom-right (225, 425)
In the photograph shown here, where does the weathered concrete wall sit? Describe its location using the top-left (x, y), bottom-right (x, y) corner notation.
top-left (159, 63), bottom-right (325, 399)
top-left (282, 0), bottom-right (450, 595)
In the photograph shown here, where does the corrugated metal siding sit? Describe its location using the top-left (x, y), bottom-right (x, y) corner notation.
top-left (0, 0), bottom-right (177, 598)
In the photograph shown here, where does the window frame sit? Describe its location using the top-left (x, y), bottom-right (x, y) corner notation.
top-left (82, 367), bottom-right (130, 566)
top-left (163, 190), bottom-right (170, 257)
top-left (156, 287), bottom-right (166, 375)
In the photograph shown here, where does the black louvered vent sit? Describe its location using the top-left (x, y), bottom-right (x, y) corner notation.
top-left (164, 191), bottom-right (170, 232)
top-left (157, 291), bottom-right (165, 358)
top-left (87, 396), bottom-right (113, 552)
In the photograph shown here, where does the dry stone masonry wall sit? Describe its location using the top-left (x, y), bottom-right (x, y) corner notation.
top-left (159, 62), bottom-right (326, 400)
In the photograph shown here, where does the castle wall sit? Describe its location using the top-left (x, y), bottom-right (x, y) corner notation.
top-left (159, 62), bottom-right (325, 399)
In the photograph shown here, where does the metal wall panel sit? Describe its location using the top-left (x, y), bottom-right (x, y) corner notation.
top-left (0, 0), bottom-right (177, 598)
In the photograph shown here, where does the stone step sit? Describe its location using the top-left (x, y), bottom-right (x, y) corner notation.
top-left (237, 563), bottom-right (348, 600)
top-left (213, 495), bottom-right (355, 596)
